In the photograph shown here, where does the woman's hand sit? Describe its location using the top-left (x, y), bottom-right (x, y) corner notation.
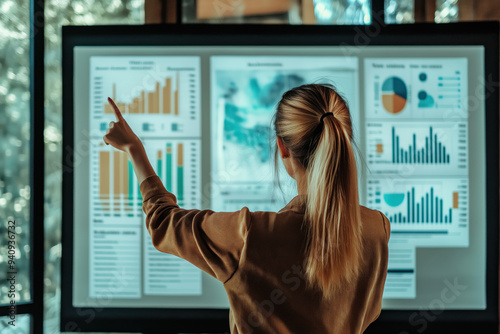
top-left (103, 97), bottom-right (142, 153)
top-left (103, 97), bottom-right (157, 185)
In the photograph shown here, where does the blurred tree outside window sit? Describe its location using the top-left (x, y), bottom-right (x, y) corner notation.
top-left (385, 0), bottom-right (415, 23)
top-left (0, 0), bottom-right (32, 311)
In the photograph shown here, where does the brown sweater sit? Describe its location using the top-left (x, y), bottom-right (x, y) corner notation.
top-left (140, 175), bottom-right (390, 334)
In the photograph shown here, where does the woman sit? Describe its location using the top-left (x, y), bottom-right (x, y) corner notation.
top-left (104, 83), bottom-right (390, 333)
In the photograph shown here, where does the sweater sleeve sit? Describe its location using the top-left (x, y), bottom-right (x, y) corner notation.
top-left (139, 175), bottom-right (252, 283)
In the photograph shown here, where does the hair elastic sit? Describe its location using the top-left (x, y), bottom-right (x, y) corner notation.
top-left (320, 112), bottom-right (335, 122)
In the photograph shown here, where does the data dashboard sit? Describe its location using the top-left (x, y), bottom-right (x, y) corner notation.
top-left (71, 45), bottom-right (486, 311)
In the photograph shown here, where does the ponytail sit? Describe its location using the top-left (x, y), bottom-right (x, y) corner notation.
top-left (274, 84), bottom-right (363, 298)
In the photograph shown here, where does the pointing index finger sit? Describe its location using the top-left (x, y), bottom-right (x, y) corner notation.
top-left (108, 97), bottom-right (124, 122)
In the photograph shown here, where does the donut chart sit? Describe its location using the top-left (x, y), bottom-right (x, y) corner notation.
top-left (382, 76), bottom-right (408, 114)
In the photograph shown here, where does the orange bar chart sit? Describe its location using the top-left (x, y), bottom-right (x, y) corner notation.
top-left (113, 151), bottom-right (121, 207)
top-left (98, 150), bottom-right (134, 213)
top-left (99, 151), bottom-right (110, 210)
top-left (128, 97), bottom-right (138, 114)
top-left (174, 72), bottom-right (179, 115)
top-left (163, 77), bottom-right (171, 114)
top-left (103, 73), bottom-right (180, 115)
top-left (104, 102), bottom-right (113, 114)
top-left (141, 91), bottom-right (145, 113)
top-left (121, 152), bottom-right (129, 208)
top-left (104, 83), bottom-right (127, 114)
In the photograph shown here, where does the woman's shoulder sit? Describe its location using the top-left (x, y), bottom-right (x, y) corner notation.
top-left (360, 205), bottom-right (380, 214)
top-left (359, 205), bottom-right (390, 242)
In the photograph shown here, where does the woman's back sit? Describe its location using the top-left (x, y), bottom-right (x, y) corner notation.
top-left (224, 198), bottom-right (390, 334)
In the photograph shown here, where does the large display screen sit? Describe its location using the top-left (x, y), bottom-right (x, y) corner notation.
top-left (71, 44), bottom-right (486, 313)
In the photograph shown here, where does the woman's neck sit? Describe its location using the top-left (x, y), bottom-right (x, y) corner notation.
top-left (294, 167), bottom-right (308, 196)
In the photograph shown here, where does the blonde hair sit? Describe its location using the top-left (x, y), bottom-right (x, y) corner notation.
top-left (274, 83), bottom-right (363, 298)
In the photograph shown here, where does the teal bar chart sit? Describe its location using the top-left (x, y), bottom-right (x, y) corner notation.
top-left (367, 178), bottom-right (468, 247)
top-left (145, 139), bottom-right (200, 209)
top-left (391, 126), bottom-right (451, 164)
top-left (366, 121), bottom-right (468, 175)
top-left (383, 186), bottom-right (455, 224)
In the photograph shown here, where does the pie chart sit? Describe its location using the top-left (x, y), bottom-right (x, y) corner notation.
top-left (381, 76), bottom-right (407, 114)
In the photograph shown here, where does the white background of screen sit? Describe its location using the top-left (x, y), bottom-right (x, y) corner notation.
top-left (72, 45), bottom-right (486, 310)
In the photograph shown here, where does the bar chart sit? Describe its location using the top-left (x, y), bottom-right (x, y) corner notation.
top-left (389, 125), bottom-right (451, 164)
top-left (89, 141), bottom-right (143, 225)
top-left (367, 178), bottom-right (468, 247)
top-left (103, 73), bottom-right (180, 116)
top-left (90, 56), bottom-right (201, 138)
top-left (382, 186), bottom-right (457, 224)
top-left (366, 121), bottom-right (468, 175)
top-left (143, 139), bottom-right (201, 209)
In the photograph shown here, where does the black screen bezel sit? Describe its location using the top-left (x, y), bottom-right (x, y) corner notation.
top-left (61, 22), bottom-right (499, 333)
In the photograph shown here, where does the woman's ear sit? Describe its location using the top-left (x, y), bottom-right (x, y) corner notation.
top-left (277, 136), bottom-right (289, 159)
